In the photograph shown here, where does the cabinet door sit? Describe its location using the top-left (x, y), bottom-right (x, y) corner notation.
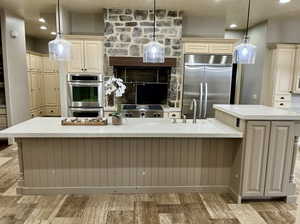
top-left (293, 47), bottom-right (300, 93)
top-left (242, 121), bottom-right (270, 197)
top-left (184, 43), bottom-right (209, 54)
top-left (209, 44), bottom-right (233, 54)
top-left (275, 47), bottom-right (295, 94)
top-left (68, 40), bottom-right (84, 73)
top-left (84, 40), bottom-right (104, 73)
top-left (31, 72), bottom-right (42, 109)
top-left (44, 73), bottom-right (59, 106)
top-left (265, 122), bottom-right (294, 197)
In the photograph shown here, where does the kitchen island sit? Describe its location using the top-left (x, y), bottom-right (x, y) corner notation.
top-left (0, 105), bottom-right (300, 203)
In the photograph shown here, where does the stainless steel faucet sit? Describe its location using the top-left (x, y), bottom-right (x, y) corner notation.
top-left (190, 99), bottom-right (197, 124)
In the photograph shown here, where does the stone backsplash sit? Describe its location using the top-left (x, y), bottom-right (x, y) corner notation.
top-left (104, 8), bottom-right (183, 58)
top-left (104, 8), bottom-right (183, 108)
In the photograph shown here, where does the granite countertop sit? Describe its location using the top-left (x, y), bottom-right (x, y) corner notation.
top-left (0, 117), bottom-right (243, 138)
top-left (214, 104), bottom-right (300, 120)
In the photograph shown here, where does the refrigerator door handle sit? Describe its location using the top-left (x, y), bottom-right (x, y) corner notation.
top-left (199, 82), bottom-right (203, 119)
top-left (204, 82), bottom-right (208, 118)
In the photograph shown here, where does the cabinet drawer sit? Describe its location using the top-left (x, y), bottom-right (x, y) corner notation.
top-left (209, 44), bottom-right (233, 54)
top-left (168, 112), bottom-right (181, 119)
top-left (184, 43), bottom-right (209, 54)
top-left (45, 107), bottom-right (59, 116)
top-left (274, 94), bottom-right (291, 102)
top-left (274, 101), bottom-right (291, 109)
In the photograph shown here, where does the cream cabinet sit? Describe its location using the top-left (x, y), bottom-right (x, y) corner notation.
top-left (293, 46), bottom-right (300, 93)
top-left (265, 122), bottom-right (294, 197)
top-left (27, 52), bottom-right (61, 118)
top-left (29, 72), bottom-right (42, 110)
top-left (183, 41), bottom-right (234, 54)
top-left (68, 39), bottom-right (104, 73)
top-left (42, 57), bottom-right (58, 73)
top-left (266, 45), bottom-right (296, 108)
top-left (242, 121), bottom-right (270, 197)
top-left (43, 73), bottom-right (59, 106)
top-left (273, 45), bottom-right (295, 95)
top-left (28, 54), bottom-right (42, 71)
top-left (242, 121), bottom-right (294, 197)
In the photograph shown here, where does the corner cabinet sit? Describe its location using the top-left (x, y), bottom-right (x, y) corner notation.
top-left (67, 38), bottom-right (104, 74)
top-left (242, 121), bottom-right (294, 198)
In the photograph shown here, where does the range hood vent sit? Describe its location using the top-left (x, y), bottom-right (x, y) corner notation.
top-left (109, 57), bottom-right (177, 67)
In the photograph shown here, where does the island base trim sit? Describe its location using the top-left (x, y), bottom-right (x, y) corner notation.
top-left (17, 185), bottom-right (230, 195)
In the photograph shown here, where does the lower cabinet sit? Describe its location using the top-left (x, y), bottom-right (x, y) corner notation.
top-left (242, 121), bottom-right (294, 198)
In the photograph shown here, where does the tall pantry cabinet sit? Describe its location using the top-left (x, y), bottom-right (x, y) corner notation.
top-left (264, 44), bottom-right (300, 109)
top-left (27, 52), bottom-right (60, 117)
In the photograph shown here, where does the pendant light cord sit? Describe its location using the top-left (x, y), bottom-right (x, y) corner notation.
top-left (57, 0), bottom-right (62, 35)
top-left (153, 0), bottom-right (156, 41)
top-left (245, 0), bottom-right (251, 37)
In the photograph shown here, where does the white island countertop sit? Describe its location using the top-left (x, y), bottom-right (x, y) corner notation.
top-left (0, 117), bottom-right (243, 138)
top-left (214, 104), bottom-right (300, 120)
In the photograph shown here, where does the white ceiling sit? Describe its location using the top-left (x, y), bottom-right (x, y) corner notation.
top-left (1, 0), bottom-right (300, 39)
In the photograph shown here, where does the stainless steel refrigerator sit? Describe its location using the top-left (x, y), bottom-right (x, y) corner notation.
top-left (182, 54), bottom-right (236, 119)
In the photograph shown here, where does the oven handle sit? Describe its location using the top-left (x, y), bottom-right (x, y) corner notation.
top-left (68, 82), bottom-right (102, 87)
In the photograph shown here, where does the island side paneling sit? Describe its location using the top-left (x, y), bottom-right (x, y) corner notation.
top-left (17, 137), bottom-right (242, 194)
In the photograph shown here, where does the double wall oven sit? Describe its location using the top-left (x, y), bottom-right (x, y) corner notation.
top-left (67, 74), bottom-right (104, 117)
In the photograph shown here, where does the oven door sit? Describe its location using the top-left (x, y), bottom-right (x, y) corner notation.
top-left (68, 82), bottom-right (103, 108)
top-left (68, 108), bottom-right (104, 118)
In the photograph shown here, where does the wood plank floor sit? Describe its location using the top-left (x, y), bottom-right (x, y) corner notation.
top-left (0, 144), bottom-right (298, 224)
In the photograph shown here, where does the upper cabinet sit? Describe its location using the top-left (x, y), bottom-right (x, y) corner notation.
top-left (43, 57), bottom-right (58, 73)
top-left (273, 45), bottom-right (295, 95)
top-left (67, 37), bottom-right (104, 74)
top-left (183, 38), bottom-right (237, 55)
top-left (293, 45), bottom-right (300, 94)
top-left (27, 53), bottom-right (42, 72)
top-left (265, 44), bottom-right (300, 109)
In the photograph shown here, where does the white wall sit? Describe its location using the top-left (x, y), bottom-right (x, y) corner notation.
top-left (1, 9), bottom-right (30, 125)
top-left (182, 15), bottom-right (225, 37)
top-left (267, 16), bottom-right (300, 44)
top-left (70, 12), bottom-right (104, 35)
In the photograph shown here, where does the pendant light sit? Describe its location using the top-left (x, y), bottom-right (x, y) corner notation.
top-left (143, 0), bottom-right (165, 63)
top-left (233, 0), bottom-right (256, 64)
top-left (48, 0), bottom-right (71, 61)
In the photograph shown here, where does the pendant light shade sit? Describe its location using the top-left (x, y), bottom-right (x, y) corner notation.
top-left (143, 41), bottom-right (165, 63)
top-left (49, 35), bottom-right (71, 61)
top-left (143, 0), bottom-right (165, 63)
top-left (48, 0), bottom-right (71, 61)
top-left (233, 0), bottom-right (256, 64)
top-left (233, 37), bottom-right (256, 64)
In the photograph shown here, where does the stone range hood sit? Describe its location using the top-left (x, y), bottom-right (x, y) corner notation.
top-left (109, 57), bottom-right (177, 67)
top-left (104, 8), bottom-right (183, 108)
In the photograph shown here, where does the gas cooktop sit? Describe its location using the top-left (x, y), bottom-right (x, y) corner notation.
top-left (121, 105), bottom-right (164, 118)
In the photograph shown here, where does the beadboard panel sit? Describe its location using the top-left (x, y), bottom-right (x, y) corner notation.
top-left (20, 138), bottom-right (240, 191)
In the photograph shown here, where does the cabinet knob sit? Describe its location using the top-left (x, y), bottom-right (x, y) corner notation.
top-left (280, 103), bottom-right (284, 106)
top-left (280, 97), bottom-right (284, 99)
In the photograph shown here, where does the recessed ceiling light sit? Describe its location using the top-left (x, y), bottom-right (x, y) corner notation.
top-left (38, 18), bottom-right (46, 23)
top-left (51, 32), bottom-right (56, 35)
top-left (230, 24), bottom-right (238, 28)
top-left (279, 0), bottom-right (290, 4)
top-left (40, 26), bottom-right (47, 30)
